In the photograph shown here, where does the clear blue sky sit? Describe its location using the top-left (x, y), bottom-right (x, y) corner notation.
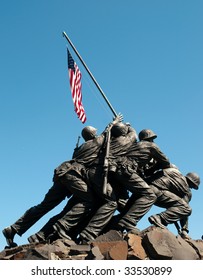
top-left (0, 0), bottom-right (202, 250)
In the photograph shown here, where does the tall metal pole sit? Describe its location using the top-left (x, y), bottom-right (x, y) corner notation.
top-left (62, 31), bottom-right (117, 117)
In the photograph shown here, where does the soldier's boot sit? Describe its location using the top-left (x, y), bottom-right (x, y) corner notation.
top-left (52, 224), bottom-right (72, 240)
top-left (76, 235), bottom-right (90, 245)
top-left (180, 229), bottom-right (191, 240)
top-left (28, 233), bottom-right (45, 244)
top-left (2, 226), bottom-right (18, 247)
top-left (148, 215), bottom-right (167, 229)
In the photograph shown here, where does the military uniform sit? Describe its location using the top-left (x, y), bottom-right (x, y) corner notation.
top-left (2, 160), bottom-right (95, 246)
top-left (47, 119), bottom-right (125, 243)
top-left (147, 167), bottom-right (192, 227)
top-left (71, 123), bottom-right (137, 242)
top-left (27, 132), bottom-right (112, 243)
top-left (148, 170), bottom-right (200, 238)
top-left (56, 134), bottom-right (118, 242)
top-left (109, 139), bottom-right (170, 232)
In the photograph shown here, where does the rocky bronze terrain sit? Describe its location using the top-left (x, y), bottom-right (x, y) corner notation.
top-left (1, 226), bottom-right (203, 260)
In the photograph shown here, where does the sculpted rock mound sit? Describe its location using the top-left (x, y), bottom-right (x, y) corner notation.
top-left (1, 226), bottom-right (203, 260)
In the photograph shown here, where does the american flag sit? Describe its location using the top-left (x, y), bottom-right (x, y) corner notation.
top-left (67, 49), bottom-right (87, 123)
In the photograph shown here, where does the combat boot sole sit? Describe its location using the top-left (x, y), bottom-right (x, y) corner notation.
top-left (2, 226), bottom-right (17, 247)
top-left (148, 215), bottom-right (166, 229)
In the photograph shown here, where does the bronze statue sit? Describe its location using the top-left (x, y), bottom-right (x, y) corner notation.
top-left (146, 167), bottom-right (200, 236)
top-left (29, 115), bottom-right (124, 244)
top-left (2, 115), bottom-right (123, 247)
top-left (108, 129), bottom-right (171, 233)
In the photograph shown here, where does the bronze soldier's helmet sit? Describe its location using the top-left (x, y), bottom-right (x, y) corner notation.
top-left (138, 129), bottom-right (157, 141)
top-left (111, 123), bottom-right (128, 137)
top-left (81, 126), bottom-right (97, 141)
top-left (185, 172), bottom-right (200, 190)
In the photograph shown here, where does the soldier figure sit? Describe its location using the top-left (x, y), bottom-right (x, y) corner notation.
top-left (77, 121), bottom-right (138, 243)
top-left (174, 172), bottom-right (200, 239)
top-left (109, 128), bottom-right (171, 233)
top-left (2, 115), bottom-right (122, 247)
top-left (2, 160), bottom-right (95, 247)
top-left (147, 169), bottom-right (200, 239)
top-left (28, 115), bottom-right (123, 244)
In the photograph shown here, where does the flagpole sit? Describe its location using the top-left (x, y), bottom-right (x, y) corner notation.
top-left (62, 31), bottom-right (118, 117)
